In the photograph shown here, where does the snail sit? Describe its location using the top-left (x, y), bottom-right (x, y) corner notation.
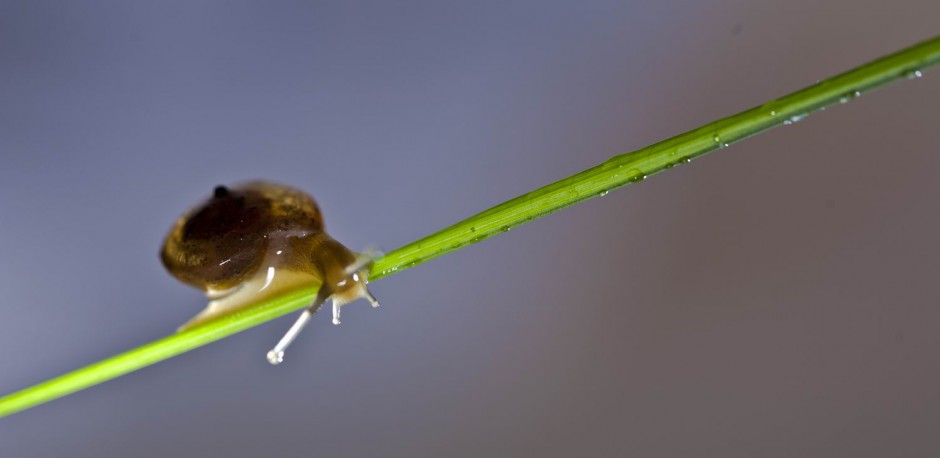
top-left (160, 181), bottom-right (380, 365)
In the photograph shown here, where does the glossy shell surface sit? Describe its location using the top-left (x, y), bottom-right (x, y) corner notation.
top-left (161, 182), bottom-right (324, 293)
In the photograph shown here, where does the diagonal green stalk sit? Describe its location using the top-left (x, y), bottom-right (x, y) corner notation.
top-left (2, 35), bottom-right (939, 419)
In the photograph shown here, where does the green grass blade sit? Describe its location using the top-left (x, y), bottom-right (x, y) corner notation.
top-left (370, 35), bottom-right (940, 280)
top-left (2, 35), bottom-right (939, 419)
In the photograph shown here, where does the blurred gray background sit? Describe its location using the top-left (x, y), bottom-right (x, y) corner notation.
top-left (2, 1), bottom-right (939, 456)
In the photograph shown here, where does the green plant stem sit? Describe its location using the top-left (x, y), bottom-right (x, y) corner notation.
top-left (2, 35), bottom-right (939, 419)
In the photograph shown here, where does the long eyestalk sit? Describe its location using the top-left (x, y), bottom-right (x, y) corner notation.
top-left (266, 288), bottom-right (328, 365)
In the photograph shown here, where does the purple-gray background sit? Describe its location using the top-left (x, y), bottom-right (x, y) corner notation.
top-left (2, 1), bottom-right (939, 456)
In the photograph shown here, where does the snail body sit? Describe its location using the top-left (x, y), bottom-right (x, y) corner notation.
top-left (161, 181), bottom-right (379, 363)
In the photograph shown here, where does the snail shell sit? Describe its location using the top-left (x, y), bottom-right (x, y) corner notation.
top-left (161, 181), bottom-right (378, 334)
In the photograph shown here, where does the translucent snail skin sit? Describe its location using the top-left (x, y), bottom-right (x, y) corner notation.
top-left (160, 181), bottom-right (379, 364)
